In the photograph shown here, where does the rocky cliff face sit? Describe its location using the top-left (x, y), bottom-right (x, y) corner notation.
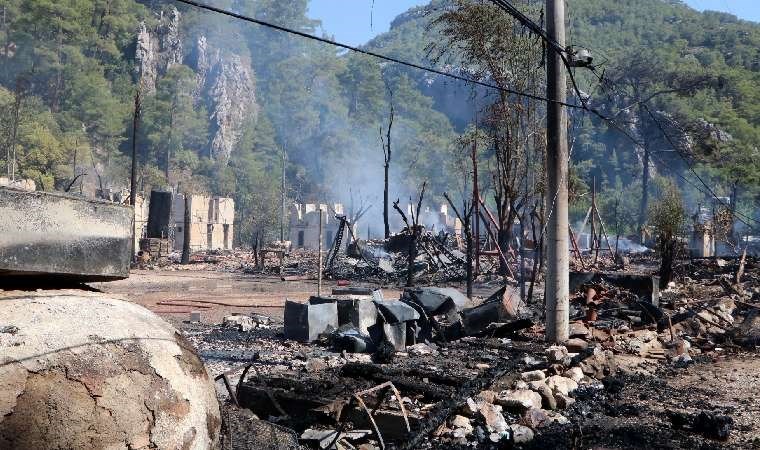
top-left (135, 8), bottom-right (183, 94)
top-left (190, 38), bottom-right (257, 162)
top-left (136, 8), bottom-right (257, 163)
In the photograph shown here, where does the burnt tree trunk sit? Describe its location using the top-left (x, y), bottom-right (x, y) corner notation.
top-left (406, 227), bottom-right (417, 287)
top-left (382, 89), bottom-right (394, 239)
top-left (464, 225), bottom-right (473, 299)
top-left (639, 145), bottom-right (650, 242)
top-left (384, 160), bottom-right (390, 238)
top-left (658, 239), bottom-right (676, 289)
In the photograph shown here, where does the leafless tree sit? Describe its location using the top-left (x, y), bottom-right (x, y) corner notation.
top-left (429, 1), bottom-right (546, 275)
top-left (380, 88), bottom-right (394, 238)
top-left (393, 181), bottom-right (427, 287)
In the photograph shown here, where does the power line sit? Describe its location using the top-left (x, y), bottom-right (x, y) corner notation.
top-left (170, 0), bottom-right (580, 108)
top-left (641, 104), bottom-right (760, 228)
top-left (585, 66), bottom-right (760, 229)
top-left (485, 0), bottom-right (630, 137)
top-left (175, 0), bottom-right (757, 229)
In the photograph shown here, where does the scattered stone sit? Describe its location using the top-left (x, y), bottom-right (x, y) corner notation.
top-left (463, 397), bottom-right (479, 416)
top-left (535, 383), bottom-right (557, 410)
top-left (513, 380), bottom-right (529, 390)
top-left (305, 358), bottom-right (327, 372)
top-left (569, 322), bottom-right (590, 338)
top-left (451, 415), bottom-right (473, 435)
top-left (565, 338), bottom-right (589, 352)
top-left (546, 345), bottom-right (570, 365)
top-left (250, 314), bottom-right (272, 327)
top-left (478, 403), bottom-right (509, 433)
top-left (565, 366), bottom-right (584, 383)
top-left (523, 355), bottom-right (544, 367)
top-left (527, 380), bottom-right (546, 390)
top-left (476, 390), bottom-right (498, 405)
top-left (546, 375), bottom-right (578, 396)
top-left (522, 407), bottom-right (550, 429)
top-left (223, 315), bottom-right (255, 332)
top-left (672, 353), bottom-right (693, 368)
top-left (580, 347), bottom-right (617, 379)
top-left (510, 424), bottom-right (534, 444)
top-left (521, 370), bottom-right (546, 382)
top-left (452, 428), bottom-right (468, 439)
top-left (407, 343), bottom-right (437, 356)
top-left (555, 393), bottom-right (576, 410)
top-left (497, 389), bottom-right (542, 410)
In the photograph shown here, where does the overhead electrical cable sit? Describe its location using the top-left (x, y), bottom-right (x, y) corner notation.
top-left (586, 64), bottom-right (760, 229)
top-left (174, 0), bottom-right (758, 229)
top-left (171, 0), bottom-right (579, 108)
top-left (487, 0), bottom-right (759, 229)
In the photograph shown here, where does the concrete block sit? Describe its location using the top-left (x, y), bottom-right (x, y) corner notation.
top-left (382, 322), bottom-right (407, 351)
top-left (332, 287), bottom-right (374, 296)
top-left (404, 286), bottom-right (472, 316)
top-left (337, 298), bottom-right (377, 335)
top-left (0, 187), bottom-right (132, 281)
top-left (371, 289), bottom-right (385, 302)
top-left (284, 299), bottom-right (338, 342)
top-left (460, 287), bottom-right (521, 335)
top-left (374, 300), bottom-right (420, 324)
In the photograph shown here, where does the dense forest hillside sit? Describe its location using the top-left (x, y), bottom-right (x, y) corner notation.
top-left (0, 0), bottom-right (758, 243)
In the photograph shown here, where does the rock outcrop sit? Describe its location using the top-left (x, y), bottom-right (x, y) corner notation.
top-left (136, 8), bottom-right (257, 163)
top-left (136, 7), bottom-right (183, 94)
top-left (207, 54), bottom-right (257, 161)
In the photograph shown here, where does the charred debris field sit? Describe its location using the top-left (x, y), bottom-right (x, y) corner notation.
top-left (95, 248), bottom-right (760, 450)
top-left (2, 0), bottom-right (760, 449)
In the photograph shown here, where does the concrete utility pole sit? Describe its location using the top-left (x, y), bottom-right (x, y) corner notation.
top-left (317, 208), bottom-right (323, 297)
top-left (181, 194), bottom-right (191, 265)
top-left (280, 146), bottom-right (286, 242)
top-left (545, 0), bottom-right (570, 343)
top-left (130, 91), bottom-right (141, 262)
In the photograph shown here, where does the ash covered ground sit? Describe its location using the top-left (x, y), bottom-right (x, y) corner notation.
top-left (97, 251), bottom-right (760, 449)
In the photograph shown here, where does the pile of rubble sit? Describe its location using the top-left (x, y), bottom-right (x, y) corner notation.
top-left (281, 285), bottom-right (529, 356)
top-left (187, 300), bottom-right (619, 449)
top-left (179, 256), bottom-right (760, 448)
top-left (430, 343), bottom-right (618, 447)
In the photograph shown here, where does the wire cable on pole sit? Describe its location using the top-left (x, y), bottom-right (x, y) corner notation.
top-left (585, 65), bottom-right (760, 229)
top-left (171, 0), bottom-right (579, 108)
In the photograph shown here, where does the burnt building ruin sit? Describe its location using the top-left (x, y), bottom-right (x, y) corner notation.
top-left (173, 194), bottom-right (235, 252)
top-left (289, 203), bottom-right (354, 251)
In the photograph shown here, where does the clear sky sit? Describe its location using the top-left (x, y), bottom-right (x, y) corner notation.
top-left (307, 0), bottom-right (428, 46)
top-left (686, 0), bottom-right (760, 22)
top-left (307, 0), bottom-right (760, 46)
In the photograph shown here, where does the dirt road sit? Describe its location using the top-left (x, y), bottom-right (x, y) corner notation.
top-left (91, 268), bottom-right (402, 325)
